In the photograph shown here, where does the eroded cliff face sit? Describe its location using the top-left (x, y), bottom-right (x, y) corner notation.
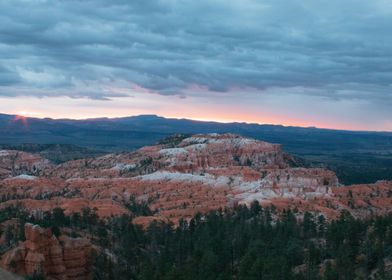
top-left (0, 150), bottom-right (50, 179)
top-left (0, 133), bottom-right (392, 279)
top-left (1, 223), bottom-right (91, 280)
top-left (44, 134), bottom-right (288, 178)
top-left (0, 133), bottom-right (390, 223)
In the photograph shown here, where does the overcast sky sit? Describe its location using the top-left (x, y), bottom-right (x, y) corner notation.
top-left (0, 0), bottom-right (391, 130)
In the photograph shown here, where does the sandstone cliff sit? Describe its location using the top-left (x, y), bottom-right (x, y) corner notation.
top-left (1, 223), bottom-right (91, 280)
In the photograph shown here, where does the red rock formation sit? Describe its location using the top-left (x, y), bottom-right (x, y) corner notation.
top-left (0, 133), bottom-right (392, 278)
top-left (0, 150), bottom-right (50, 179)
top-left (45, 134), bottom-right (288, 179)
top-left (1, 224), bottom-right (91, 280)
top-left (0, 133), bottom-right (390, 222)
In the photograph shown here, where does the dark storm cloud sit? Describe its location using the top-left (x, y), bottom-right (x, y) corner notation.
top-left (0, 0), bottom-right (391, 101)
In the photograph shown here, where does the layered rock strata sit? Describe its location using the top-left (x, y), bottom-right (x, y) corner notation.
top-left (1, 224), bottom-right (91, 280)
top-left (0, 133), bottom-right (390, 222)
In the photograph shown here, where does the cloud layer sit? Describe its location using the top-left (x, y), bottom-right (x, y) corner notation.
top-left (0, 0), bottom-right (391, 129)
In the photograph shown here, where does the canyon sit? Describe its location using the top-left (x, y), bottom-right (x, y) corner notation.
top-left (0, 133), bottom-right (390, 222)
top-left (0, 133), bottom-right (391, 278)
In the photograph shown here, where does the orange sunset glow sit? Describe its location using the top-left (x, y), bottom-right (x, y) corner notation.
top-left (0, 1), bottom-right (390, 132)
top-left (0, 1), bottom-right (392, 279)
top-left (2, 89), bottom-right (389, 131)
top-left (5, 101), bottom-right (386, 132)
top-left (13, 114), bottom-right (29, 127)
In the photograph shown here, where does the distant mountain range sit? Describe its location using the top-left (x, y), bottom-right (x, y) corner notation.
top-left (1, 113), bottom-right (391, 151)
top-left (1, 113), bottom-right (391, 184)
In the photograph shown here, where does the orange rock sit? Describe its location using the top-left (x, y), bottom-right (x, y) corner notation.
top-left (0, 134), bottom-right (391, 224)
top-left (1, 224), bottom-right (91, 280)
top-left (0, 150), bottom-right (50, 179)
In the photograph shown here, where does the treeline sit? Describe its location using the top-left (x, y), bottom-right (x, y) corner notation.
top-left (94, 204), bottom-right (392, 280)
top-left (2, 203), bottom-right (392, 279)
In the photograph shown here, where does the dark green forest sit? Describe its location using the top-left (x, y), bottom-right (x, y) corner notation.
top-left (2, 203), bottom-right (392, 280)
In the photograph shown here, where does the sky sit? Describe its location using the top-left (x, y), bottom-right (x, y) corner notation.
top-left (0, 0), bottom-right (391, 131)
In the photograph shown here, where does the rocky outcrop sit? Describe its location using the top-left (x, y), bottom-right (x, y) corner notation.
top-left (163, 133), bottom-right (289, 171)
top-left (0, 150), bottom-right (50, 179)
top-left (0, 133), bottom-right (391, 222)
top-left (1, 224), bottom-right (91, 280)
top-left (46, 134), bottom-right (289, 179)
top-left (1, 133), bottom-right (391, 278)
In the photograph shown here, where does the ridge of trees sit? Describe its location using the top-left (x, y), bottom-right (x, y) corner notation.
top-left (1, 203), bottom-right (392, 279)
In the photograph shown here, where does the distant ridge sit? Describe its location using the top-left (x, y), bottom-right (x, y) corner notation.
top-left (0, 113), bottom-right (390, 151)
top-left (0, 113), bottom-right (391, 184)
top-left (3, 113), bottom-right (391, 133)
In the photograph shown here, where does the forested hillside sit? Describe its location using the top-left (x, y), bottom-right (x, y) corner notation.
top-left (2, 203), bottom-right (392, 280)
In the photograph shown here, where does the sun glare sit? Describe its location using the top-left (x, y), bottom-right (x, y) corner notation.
top-left (13, 110), bottom-right (41, 128)
top-left (17, 111), bottom-right (42, 117)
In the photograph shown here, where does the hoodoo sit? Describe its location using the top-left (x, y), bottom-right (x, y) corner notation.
top-left (1, 224), bottom-right (91, 279)
top-left (0, 134), bottom-right (390, 223)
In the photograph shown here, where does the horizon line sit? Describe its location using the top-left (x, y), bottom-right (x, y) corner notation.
top-left (2, 112), bottom-right (391, 134)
